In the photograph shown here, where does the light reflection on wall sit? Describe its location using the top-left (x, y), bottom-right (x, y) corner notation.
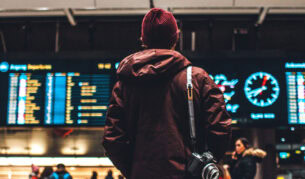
top-left (0, 157), bottom-right (113, 166)
top-left (61, 144), bottom-right (87, 155)
top-left (0, 144), bottom-right (46, 155)
top-left (29, 144), bottom-right (45, 155)
top-left (1, 130), bottom-right (47, 155)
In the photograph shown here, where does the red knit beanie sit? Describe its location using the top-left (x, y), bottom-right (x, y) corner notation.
top-left (141, 8), bottom-right (179, 49)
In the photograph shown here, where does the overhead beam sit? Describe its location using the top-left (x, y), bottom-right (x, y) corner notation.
top-left (256, 7), bottom-right (269, 26)
top-left (172, 7), bottom-right (260, 15)
top-left (0, 7), bottom-right (304, 17)
top-left (55, 22), bottom-right (60, 53)
top-left (0, 31), bottom-right (7, 53)
top-left (0, 9), bottom-right (64, 17)
top-left (64, 8), bottom-right (77, 26)
top-left (150, 0), bottom-right (155, 8)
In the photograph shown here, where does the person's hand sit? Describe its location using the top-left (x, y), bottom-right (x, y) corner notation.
top-left (231, 151), bottom-right (237, 160)
top-left (223, 164), bottom-right (230, 170)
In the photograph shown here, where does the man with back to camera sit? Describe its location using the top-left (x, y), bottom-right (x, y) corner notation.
top-left (102, 8), bottom-right (232, 179)
top-left (50, 163), bottom-right (72, 179)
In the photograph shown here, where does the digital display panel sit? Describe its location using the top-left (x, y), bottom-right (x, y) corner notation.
top-left (0, 60), bottom-right (115, 126)
top-left (1, 56), bottom-right (305, 126)
top-left (285, 62), bottom-right (305, 125)
top-left (7, 73), bottom-right (44, 125)
top-left (193, 59), bottom-right (285, 126)
top-left (44, 73), bottom-right (111, 125)
top-left (277, 147), bottom-right (305, 165)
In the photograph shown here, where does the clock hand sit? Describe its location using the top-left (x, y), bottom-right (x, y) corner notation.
top-left (256, 86), bottom-right (267, 97)
top-left (249, 86), bottom-right (267, 97)
top-left (248, 88), bottom-right (263, 96)
top-left (253, 88), bottom-right (263, 97)
top-left (260, 76), bottom-right (268, 95)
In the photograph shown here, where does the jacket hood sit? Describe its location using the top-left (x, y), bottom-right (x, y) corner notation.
top-left (116, 49), bottom-right (191, 82)
top-left (242, 148), bottom-right (267, 162)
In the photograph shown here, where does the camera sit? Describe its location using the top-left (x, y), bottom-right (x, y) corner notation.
top-left (187, 151), bottom-right (220, 179)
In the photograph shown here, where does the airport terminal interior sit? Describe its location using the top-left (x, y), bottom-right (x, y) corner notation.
top-left (0, 0), bottom-right (305, 179)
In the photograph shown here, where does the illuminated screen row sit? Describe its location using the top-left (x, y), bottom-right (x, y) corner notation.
top-left (0, 61), bottom-right (115, 126)
top-left (0, 59), bottom-right (305, 126)
top-left (6, 73), bottom-right (110, 125)
top-left (192, 60), bottom-right (305, 126)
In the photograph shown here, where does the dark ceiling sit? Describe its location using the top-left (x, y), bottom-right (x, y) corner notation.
top-left (0, 15), bottom-right (305, 54)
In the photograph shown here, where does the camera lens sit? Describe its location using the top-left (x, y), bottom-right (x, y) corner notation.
top-left (208, 168), bottom-right (219, 179)
top-left (201, 163), bottom-right (219, 179)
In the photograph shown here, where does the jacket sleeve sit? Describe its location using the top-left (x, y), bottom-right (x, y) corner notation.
top-left (102, 81), bottom-right (132, 177)
top-left (240, 158), bottom-right (256, 179)
top-left (200, 74), bottom-right (232, 161)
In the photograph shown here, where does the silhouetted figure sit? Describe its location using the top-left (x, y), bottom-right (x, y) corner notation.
top-left (50, 163), bottom-right (72, 179)
top-left (105, 170), bottom-right (113, 179)
top-left (39, 166), bottom-right (53, 179)
top-left (91, 171), bottom-right (98, 179)
top-left (29, 164), bottom-right (39, 179)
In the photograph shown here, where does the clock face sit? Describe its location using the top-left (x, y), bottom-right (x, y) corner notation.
top-left (244, 72), bottom-right (280, 107)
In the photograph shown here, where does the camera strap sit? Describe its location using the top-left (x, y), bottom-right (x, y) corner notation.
top-left (186, 66), bottom-right (198, 153)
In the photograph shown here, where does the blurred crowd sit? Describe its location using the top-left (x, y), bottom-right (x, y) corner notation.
top-left (29, 163), bottom-right (124, 179)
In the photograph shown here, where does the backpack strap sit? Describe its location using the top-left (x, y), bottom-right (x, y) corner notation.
top-left (51, 172), bottom-right (59, 179)
top-left (186, 66), bottom-right (197, 153)
top-left (63, 173), bottom-right (70, 179)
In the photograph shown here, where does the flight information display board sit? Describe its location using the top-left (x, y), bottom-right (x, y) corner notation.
top-left (44, 73), bottom-right (111, 125)
top-left (0, 60), bottom-right (115, 126)
top-left (285, 62), bottom-right (305, 125)
top-left (7, 73), bottom-right (44, 125)
top-left (1, 56), bottom-right (305, 126)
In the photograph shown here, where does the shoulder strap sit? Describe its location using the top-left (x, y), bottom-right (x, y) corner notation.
top-left (63, 173), bottom-right (70, 179)
top-left (51, 172), bottom-right (59, 179)
top-left (186, 66), bottom-right (197, 153)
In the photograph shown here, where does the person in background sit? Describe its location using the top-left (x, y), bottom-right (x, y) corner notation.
top-left (226, 137), bottom-right (267, 179)
top-left (105, 170), bottom-right (114, 179)
top-left (102, 7), bottom-right (231, 179)
top-left (39, 166), bottom-right (53, 179)
top-left (91, 171), bottom-right (98, 179)
top-left (29, 164), bottom-right (40, 179)
top-left (50, 163), bottom-right (72, 179)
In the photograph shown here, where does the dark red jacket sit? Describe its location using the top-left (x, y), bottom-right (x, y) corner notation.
top-left (102, 49), bottom-right (232, 179)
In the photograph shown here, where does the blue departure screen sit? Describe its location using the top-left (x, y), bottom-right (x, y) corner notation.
top-left (44, 73), bottom-right (110, 125)
top-left (285, 62), bottom-right (305, 125)
top-left (0, 61), bottom-right (113, 126)
top-left (7, 73), bottom-right (44, 125)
